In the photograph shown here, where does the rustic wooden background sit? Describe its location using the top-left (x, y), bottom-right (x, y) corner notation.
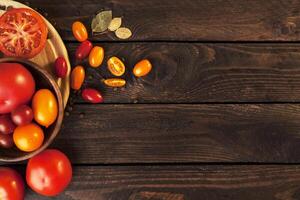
top-left (15, 0), bottom-right (300, 199)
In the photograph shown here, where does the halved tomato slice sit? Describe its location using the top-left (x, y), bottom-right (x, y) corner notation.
top-left (0, 8), bottom-right (48, 58)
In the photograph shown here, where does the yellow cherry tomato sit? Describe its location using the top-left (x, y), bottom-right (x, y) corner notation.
top-left (133, 59), bottom-right (152, 77)
top-left (104, 78), bottom-right (126, 87)
top-left (107, 56), bottom-right (125, 76)
top-left (71, 66), bottom-right (85, 90)
top-left (13, 123), bottom-right (44, 152)
top-left (72, 21), bottom-right (88, 42)
top-left (32, 89), bottom-right (58, 128)
top-left (89, 46), bottom-right (104, 68)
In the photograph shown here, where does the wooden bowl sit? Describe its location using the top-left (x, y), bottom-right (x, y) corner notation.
top-left (0, 58), bottom-right (64, 163)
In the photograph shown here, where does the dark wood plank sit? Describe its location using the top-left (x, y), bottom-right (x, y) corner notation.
top-left (19, 0), bottom-right (300, 41)
top-left (66, 43), bottom-right (300, 103)
top-left (25, 165), bottom-right (300, 199)
top-left (53, 104), bottom-right (300, 164)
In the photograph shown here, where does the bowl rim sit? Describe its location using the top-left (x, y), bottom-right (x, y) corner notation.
top-left (0, 57), bottom-right (64, 163)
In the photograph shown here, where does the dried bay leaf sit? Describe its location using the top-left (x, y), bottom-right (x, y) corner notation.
top-left (108, 17), bottom-right (122, 31)
top-left (115, 27), bottom-right (132, 39)
top-left (91, 10), bottom-right (112, 33)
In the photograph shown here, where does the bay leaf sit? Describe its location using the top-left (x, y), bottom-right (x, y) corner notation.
top-left (115, 27), bottom-right (132, 39)
top-left (108, 17), bottom-right (122, 31)
top-left (92, 10), bottom-right (112, 33)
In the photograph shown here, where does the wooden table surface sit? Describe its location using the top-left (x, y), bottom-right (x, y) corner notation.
top-left (14, 0), bottom-right (300, 199)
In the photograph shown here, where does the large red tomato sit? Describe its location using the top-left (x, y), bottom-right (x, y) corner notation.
top-left (0, 63), bottom-right (35, 114)
top-left (0, 8), bottom-right (48, 58)
top-left (26, 149), bottom-right (72, 196)
top-left (0, 167), bottom-right (24, 200)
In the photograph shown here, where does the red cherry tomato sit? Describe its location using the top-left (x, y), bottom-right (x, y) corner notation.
top-left (0, 134), bottom-right (14, 148)
top-left (0, 167), bottom-right (24, 200)
top-left (26, 149), bottom-right (72, 196)
top-left (0, 114), bottom-right (16, 134)
top-left (54, 57), bottom-right (68, 78)
top-left (0, 8), bottom-right (48, 58)
top-left (82, 88), bottom-right (103, 103)
top-left (11, 105), bottom-right (33, 126)
top-left (0, 63), bottom-right (35, 114)
top-left (75, 40), bottom-right (93, 60)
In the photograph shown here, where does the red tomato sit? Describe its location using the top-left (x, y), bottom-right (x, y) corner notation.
top-left (54, 57), bottom-right (67, 78)
top-left (82, 88), bottom-right (103, 103)
top-left (0, 133), bottom-right (14, 148)
top-left (75, 40), bottom-right (93, 60)
top-left (0, 167), bottom-right (24, 200)
top-left (26, 149), bottom-right (72, 196)
top-left (0, 114), bottom-right (16, 134)
top-left (0, 8), bottom-right (48, 58)
top-left (0, 63), bottom-right (35, 114)
top-left (11, 105), bottom-right (33, 126)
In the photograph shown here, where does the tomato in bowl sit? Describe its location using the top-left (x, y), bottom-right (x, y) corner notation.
top-left (0, 8), bottom-right (48, 58)
top-left (0, 58), bottom-right (63, 163)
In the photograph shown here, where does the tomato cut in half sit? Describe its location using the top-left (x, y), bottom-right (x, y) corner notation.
top-left (0, 8), bottom-right (48, 58)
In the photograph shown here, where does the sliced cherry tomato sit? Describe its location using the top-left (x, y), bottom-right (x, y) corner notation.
top-left (0, 8), bottom-right (48, 58)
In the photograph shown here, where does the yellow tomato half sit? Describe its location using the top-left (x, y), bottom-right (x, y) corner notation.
top-left (32, 89), bottom-right (58, 128)
top-left (107, 56), bottom-right (125, 76)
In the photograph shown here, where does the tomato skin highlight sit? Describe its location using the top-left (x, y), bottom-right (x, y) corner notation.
top-left (13, 123), bottom-right (44, 152)
top-left (72, 21), bottom-right (88, 42)
top-left (0, 8), bottom-right (48, 58)
top-left (54, 57), bottom-right (68, 78)
top-left (82, 88), bottom-right (103, 103)
top-left (32, 89), bottom-right (58, 128)
top-left (0, 167), bottom-right (24, 200)
top-left (0, 63), bottom-right (35, 114)
top-left (89, 46), bottom-right (104, 68)
top-left (76, 40), bottom-right (93, 60)
top-left (26, 149), bottom-right (72, 197)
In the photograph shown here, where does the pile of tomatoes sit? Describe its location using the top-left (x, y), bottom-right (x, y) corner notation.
top-left (63, 21), bottom-right (153, 104)
top-left (0, 62), bottom-right (58, 152)
top-left (1, 149), bottom-right (72, 199)
top-left (0, 8), bottom-right (72, 199)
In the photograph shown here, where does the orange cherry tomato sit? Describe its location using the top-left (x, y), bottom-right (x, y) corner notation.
top-left (133, 59), bottom-right (152, 77)
top-left (71, 66), bottom-right (85, 90)
top-left (89, 46), bottom-right (104, 68)
top-left (72, 21), bottom-right (88, 42)
top-left (107, 56), bottom-right (125, 76)
top-left (32, 89), bottom-right (58, 128)
top-left (104, 78), bottom-right (126, 87)
top-left (13, 123), bottom-right (44, 152)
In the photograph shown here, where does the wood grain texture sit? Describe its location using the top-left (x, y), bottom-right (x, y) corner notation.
top-left (24, 165), bottom-right (300, 200)
top-left (65, 43), bottom-right (300, 103)
top-left (19, 0), bottom-right (300, 41)
top-left (51, 104), bottom-right (300, 164)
